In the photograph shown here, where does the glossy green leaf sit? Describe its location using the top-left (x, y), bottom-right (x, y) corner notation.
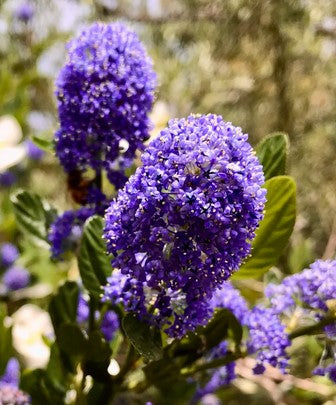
top-left (49, 281), bottom-right (79, 335)
top-left (11, 190), bottom-right (57, 248)
top-left (78, 216), bottom-right (111, 298)
top-left (256, 132), bottom-right (289, 180)
top-left (122, 313), bottom-right (162, 362)
top-left (234, 175), bottom-right (296, 279)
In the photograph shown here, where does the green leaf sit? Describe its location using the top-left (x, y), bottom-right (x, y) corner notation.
top-left (49, 282), bottom-right (81, 372)
top-left (21, 369), bottom-right (52, 405)
top-left (199, 309), bottom-right (242, 350)
top-left (11, 190), bottom-right (57, 248)
top-left (49, 281), bottom-right (79, 335)
top-left (144, 358), bottom-right (181, 388)
top-left (256, 132), bottom-right (289, 180)
top-left (31, 135), bottom-right (54, 153)
top-left (57, 323), bottom-right (88, 358)
top-left (21, 369), bottom-right (65, 405)
top-left (46, 344), bottom-right (68, 394)
top-left (78, 216), bottom-right (111, 298)
top-left (122, 313), bottom-right (162, 362)
top-left (234, 175), bottom-right (296, 279)
top-left (227, 313), bottom-right (243, 349)
top-left (83, 330), bottom-right (112, 382)
top-left (143, 357), bottom-right (197, 403)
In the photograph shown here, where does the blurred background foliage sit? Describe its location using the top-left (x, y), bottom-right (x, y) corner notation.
top-left (0, 0), bottom-right (336, 404)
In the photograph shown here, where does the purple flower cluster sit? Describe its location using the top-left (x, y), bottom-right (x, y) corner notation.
top-left (195, 342), bottom-right (235, 401)
top-left (266, 259), bottom-right (336, 344)
top-left (101, 310), bottom-right (120, 342)
top-left (0, 358), bottom-right (30, 404)
top-left (210, 281), bottom-right (249, 322)
top-left (266, 259), bottom-right (336, 315)
top-left (54, 22), bottom-right (156, 187)
top-left (196, 283), bottom-right (246, 396)
top-left (212, 282), bottom-right (289, 374)
top-left (48, 184), bottom-right (109, 258)
top-left (265, 259), bottom-right (336, 382)
top-left (0, 244), bottom-right (30, 292)
top-left (0, 385), bottom-right (30, 405)
top-left (25, 140), bottom-right (44, 161)
top-left (0, 358), bottom-right (20, 387)
top-left (313, 364), bottom-right (336, 383)
top-left (194, 282), bottom-right (289, 400)
top-left (103, 114), bottom-right (266, 337)
top-left (246, 306), bottom-right (290, 374)
top-left (77, 294), bottom-right (119, 342)
top-left (0, 171), bottom-right (16, 188)
top-left (50, 22), bottom-right (157, 258)
top-left (48, 207), bottom-right (93, 258)
top-left (14, 2), bottom-right (34, 23)
top-left (2, 266), bottom-right (30, 291)
top-left (1, 244), bottom-right (19, 268)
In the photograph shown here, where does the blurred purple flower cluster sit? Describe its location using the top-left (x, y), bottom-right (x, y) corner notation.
top-left (0, 243), bottom-right (30, 292)
top-left (0, 358), bottom-right (30, 404)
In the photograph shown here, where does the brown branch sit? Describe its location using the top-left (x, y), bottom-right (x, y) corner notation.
top-left (322, 218), bottom-right (336, 260)
top-left (236, 358), bottom-right (336, 397)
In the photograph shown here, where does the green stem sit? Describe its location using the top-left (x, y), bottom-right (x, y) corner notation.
top-left (115, 344), bottom-right (137, 383)
top-left (88, 295), bottom-right (96, 333)
top-left (289, 316), bottom-right (336, 339)
top-left (123, 316), bottom-right (336, 396)
top-left (180, 351), bottom-right (247, 377)
top-left (179, 316), bottom-right (336, 376)
top-left (95, 169), bottom-right (102, 191)
top-left (74, 366), bottom-right (87, 405)
top-left (97, 303), bottom-right (109, 325)
top-left (101, 345), bottom-right (138, 402)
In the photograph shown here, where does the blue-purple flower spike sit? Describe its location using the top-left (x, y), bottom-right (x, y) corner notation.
top-left (54, 22), bottom-right (157, 185)
top-left (77, 294), bottom-right (119, 342)
top-left (246, 306), bottom-right (290, 374)
top-left (103, 114), bottom-right (266, 337)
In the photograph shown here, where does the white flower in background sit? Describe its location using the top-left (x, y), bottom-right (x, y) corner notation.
top-left (0, 115), bottom-right (26, 172)
top-left (11, 304), bottom-right (54, 369)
